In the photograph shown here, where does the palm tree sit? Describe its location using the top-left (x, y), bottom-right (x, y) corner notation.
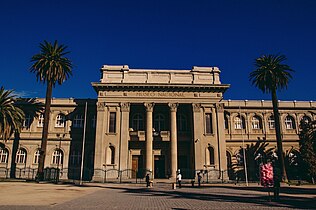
top-left (0, 87), bottom-right (25, 141)
top-left (249, 54), bottom-right (294, 182)
top-left (30, 40), bottom-right (73, 181)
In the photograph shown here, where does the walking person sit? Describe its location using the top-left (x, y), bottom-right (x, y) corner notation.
top-left (146, 174), bottom-right (150, 188)
top-left (177, 171), bottom-right (182, 188)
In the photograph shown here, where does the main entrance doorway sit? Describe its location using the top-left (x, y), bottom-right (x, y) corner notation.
top-left (132, 155), bottom-right (143, 178)
top-left (154, 155), bottom-right (165, 178)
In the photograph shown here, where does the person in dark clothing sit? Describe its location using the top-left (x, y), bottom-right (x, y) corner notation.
top-left (146, 174), bottom-right (150, 187)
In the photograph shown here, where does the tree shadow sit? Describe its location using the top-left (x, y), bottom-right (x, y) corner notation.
top-left (100, 185), bottom-right (316, 209)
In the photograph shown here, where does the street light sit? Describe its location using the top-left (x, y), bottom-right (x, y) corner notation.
top-left (56, 133), bottom-right (65, 182)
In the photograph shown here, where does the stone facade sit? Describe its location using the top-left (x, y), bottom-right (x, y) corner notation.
top-left (0, 65), bottom-right (315, 181)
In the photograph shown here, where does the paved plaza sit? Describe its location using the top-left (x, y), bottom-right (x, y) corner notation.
top-left (0, 181), bottom-right (315, 209)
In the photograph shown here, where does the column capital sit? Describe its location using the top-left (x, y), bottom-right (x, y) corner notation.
top-left (144, 102), bottom-right (154, 112)
top-left (168, 103), bottom-right (178, 112)
top-left (97, 102), bottom-right (106, 111)
top-left (192, 103), bottom-right (201, 112)
top-left (120, 102), bottom-right (130, 112)
top-left (215, 103), bottom-right (224, 113)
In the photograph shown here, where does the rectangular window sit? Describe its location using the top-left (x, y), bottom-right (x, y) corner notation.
top-left (205, 113), bottom-right (213, 134)
top-left (109, 112), bottom-right (116, 133)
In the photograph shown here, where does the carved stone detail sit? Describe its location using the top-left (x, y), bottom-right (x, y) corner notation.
top-left (120, 102), bottom-right (130, 112)
top-left (144, 102), bottom-right (154, 112)
top-left (215, 103), bottom-right (224, 113)
top-left (97, 102), bottom-right (106, 111)
top-left (168, 103), bottom-right (178, 112)
top-left (192, 103), bottom-right (201, 112)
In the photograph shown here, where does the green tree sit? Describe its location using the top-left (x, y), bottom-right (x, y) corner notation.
top-left (0, 87), bottom-right (25, 141)
top-left (299, 120), bottom-right (316, 183)
top-left (249, 54), bottom-right (294, 182)
top-left (30, 40), bottom-right (73, 181)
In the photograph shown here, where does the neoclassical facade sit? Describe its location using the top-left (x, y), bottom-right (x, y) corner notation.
top-left (0, 65), bottom-right (315, 181)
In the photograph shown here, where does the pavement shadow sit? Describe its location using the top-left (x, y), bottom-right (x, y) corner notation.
top-left (102, 185), bottom-right (316, 209)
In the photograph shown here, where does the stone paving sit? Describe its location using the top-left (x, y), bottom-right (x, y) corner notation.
top-left (0, 181), bottom-right (315, 209)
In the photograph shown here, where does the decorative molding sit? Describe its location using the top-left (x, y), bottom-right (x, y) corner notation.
top-left (97, 102), bottom-right (106, 111)
top-left (168, 103), bottom-right (178, 112)
top-left (192, 103), bottom-right (201, 112)
top-left (144, 102), bottom-right (154, 112)
top-left (120, 102), bottom-right (130, 112)
top-left (215, 103), bottom-right (224, 113)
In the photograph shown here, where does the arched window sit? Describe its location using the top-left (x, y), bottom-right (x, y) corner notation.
top-left (23, 113), bottom-right (32, 128)
top-left (55, 114), bottom-right (66, 128)
top-left (234, 115), bottom-right (245, 129)
top-left (208, 146), bottom-right (215, 165)
top-left (37, 113), bottom-right (44, 127)
top-left (132, 113), bottom-right (144, 131)
top-left (251, 115), bottom-right (262, 129)
top-left (110, 146), bottom-right (115, 164)
top-left (268, 115), bottom-right (275, 129)
top-left (52, 149), bottom-right (63, 165)
top-left (33, 149), bottom-right (40, 164)
top-left (73, 114), bottom-right (84, 128)
top-left (177, 114), bottom-right (187, 132)
top-left (301, 115), bottom-right (311, 124)
top-left (0, 148), bottom-right (9, 163)
top-left (107, 146), bottom-right (115, 165)
top-left (154, 114), bottom-right (165, 131)
top-left (16, 148), bottom-right (27, 164)
top-left (285, 115), bottom-right (295, 129)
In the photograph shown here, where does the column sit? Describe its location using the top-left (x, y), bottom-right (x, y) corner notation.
top-left (144, 102), bottom-right (154, 173)
top-left (192, 103), bottom-right (203, 171)
top-left (168, 103), bottom-right (178, 178)
top-left (119, 102), bottom-right (130, 172)
top-left (215, 103), bottom-right (227, 176)
top-left (92, 101), bottom-right (107, 181)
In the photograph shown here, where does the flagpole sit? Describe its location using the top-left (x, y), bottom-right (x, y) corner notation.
top-left (80, 101), bottom-right (88, 185)
top-left (239, 106), bottom-right (249, 186)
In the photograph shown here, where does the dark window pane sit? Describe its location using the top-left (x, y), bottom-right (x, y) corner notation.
top-left (205, 113), bottom-right (213, 134)
top-left (109, 112), bottom-right (116, 133)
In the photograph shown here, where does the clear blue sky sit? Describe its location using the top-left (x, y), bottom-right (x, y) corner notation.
top-left (0, 0), bottom-right (315, 101)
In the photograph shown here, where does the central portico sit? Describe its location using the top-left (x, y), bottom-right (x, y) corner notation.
top-left (92, 65), bottom-right (230, 181)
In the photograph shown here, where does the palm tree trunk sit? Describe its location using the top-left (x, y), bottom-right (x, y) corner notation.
top-left (271, 89), bottom-right (288, 182)
top-left (37, 81), bottom-right (53, 181)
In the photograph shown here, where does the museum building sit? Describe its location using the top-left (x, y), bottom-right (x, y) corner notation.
top-left (0, 65), bottom-right (315, 181)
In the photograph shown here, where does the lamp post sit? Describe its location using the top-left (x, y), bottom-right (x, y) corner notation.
top-left (56, 133), bottom-right (65, 182)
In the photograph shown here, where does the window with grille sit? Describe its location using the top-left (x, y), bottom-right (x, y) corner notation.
top-left (38, 114), bottom-right (44, 127)
top-left (70, 151), bottom-right (81, 166)
top-left (23, 113), bottom-right (32, 128)
top-left (154, 114), bottom-right (165, 131)
top-left (251, 116), bottom-right (261, 129)
top-left (234, 115), bottom-right (244, 129)
top-left (52, 149), bottom-right (63, 165)
top-left (0, 148), bottom-right (9, 163)
top-left (205, 113), bottom-right (213, 134)
top-left (92, 115), bottom-right (96, 128)
top-left (73, 114), bottom-right (84, 128)
top-left (177, 114), bottom-right (188, 132)
top-left (132, 113), bottom-right (144, 131)
top-left (109, 112), bottom-right (116, 133)
top-left (55, 114), bottom-right (66, 127)
top-left (33, 149), bottom-right (40, 164)
top-left (285, 116), bottom-right (295, 129)
top-left (16, 148), bottom-right (27, 164)
top-left (268, 115), bottom-right (275, 129)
